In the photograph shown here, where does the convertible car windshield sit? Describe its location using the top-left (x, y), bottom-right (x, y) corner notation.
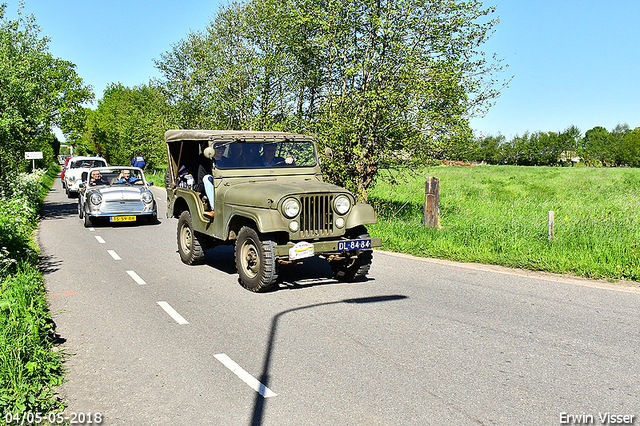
top-left (85, 167), bottom-right (146, 187)
top-left (213, 141), bottom-right (317, 169)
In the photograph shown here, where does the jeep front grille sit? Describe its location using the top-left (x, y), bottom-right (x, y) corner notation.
top-left (299, 195), bottom-right (334, 237)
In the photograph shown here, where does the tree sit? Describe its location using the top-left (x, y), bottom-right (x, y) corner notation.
top-left (155, 0), bottom-right (508, 200)
top-left (582, 126), bottom-right (611, 166)
top-left (0, 3), bottom-right (92, 186)
top-left (85, 83), bottom-right (177, 168)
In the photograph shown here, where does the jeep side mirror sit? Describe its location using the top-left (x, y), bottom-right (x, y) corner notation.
top-left (204, 147), bottom-right (215, 159)
top-left (324, 147), bottom-right (333, 158)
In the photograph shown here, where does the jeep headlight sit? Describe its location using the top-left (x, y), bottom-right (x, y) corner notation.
top-left (141, 191), bottom-right (153, 205)
top-left (334, 195), bottom-right (350, 215)
top-left (283, 198), bottom-right (300, 218)
top-left (89, 193), bottom-right (102, 205)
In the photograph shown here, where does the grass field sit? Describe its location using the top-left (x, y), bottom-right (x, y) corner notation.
top-left (367, 165), bottom-right (640, 282)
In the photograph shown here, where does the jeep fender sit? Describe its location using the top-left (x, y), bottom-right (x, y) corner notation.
top-left (225, 206), bottom-right (289, 235)
top-left (345, 203), bottom-right (377, 229)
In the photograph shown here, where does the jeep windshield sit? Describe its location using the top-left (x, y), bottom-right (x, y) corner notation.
top-left (212, 141), bottom-right (317, 169)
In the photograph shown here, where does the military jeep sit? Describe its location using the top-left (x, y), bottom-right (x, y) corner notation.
top-left (164, 129), bottom-right (381, 292)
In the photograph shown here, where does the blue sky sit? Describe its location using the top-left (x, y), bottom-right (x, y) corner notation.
top-left (6, 0), bottom-right (640, 140)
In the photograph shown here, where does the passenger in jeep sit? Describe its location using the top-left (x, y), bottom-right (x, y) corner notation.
top-left (195, 142), bottom-right (220, 217)
top-left (257, 143), bottom-right (294, 166)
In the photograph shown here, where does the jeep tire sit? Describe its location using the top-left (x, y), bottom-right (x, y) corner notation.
top-left (177, 210), bottom-right (206, 265)
top-left (330, 225), bottom-right (373, 282)
top-left (235, 226), bottom-right (277, 292)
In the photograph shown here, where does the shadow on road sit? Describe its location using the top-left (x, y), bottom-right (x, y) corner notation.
top-left (200, 245), bottom-right (369, 291)
top-left (40, 200), bottom-right (77, 220)
top-left (250, 295), bottom-right (409, 426)
top-left (38, 253), bottom-right (62, 276)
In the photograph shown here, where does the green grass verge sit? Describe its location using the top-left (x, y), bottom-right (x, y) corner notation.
top-left (0, 165), bottom-right (65, 415)
top-left (368, 165), bottom-right (640, 282)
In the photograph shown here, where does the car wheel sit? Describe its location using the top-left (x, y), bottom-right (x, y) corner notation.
top-left (329, 225), bottom-right (373, 282)
top-left (78, 201), bottom-right (83, 219)
top-left (83, 213), bottom-right (92, 228)
top-left (235, 226), bottom-right (277, 292)
top-left (177, 210), bottom-right (205, 265)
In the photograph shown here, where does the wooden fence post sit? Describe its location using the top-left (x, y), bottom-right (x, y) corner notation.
top-left (548, 210), bottom-right (554, 241)
top-left (423, 177), bottom-right (440, 228)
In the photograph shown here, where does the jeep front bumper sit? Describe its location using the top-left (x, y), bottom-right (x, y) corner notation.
top-left (273, 237), bottom-right (382, 258)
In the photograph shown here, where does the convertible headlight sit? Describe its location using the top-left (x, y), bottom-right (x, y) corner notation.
top-left (283, 198), bottom-right (300, 218)
top-left (141, 191), bottom-right (154, 205)
top-left (334, 195), bottom-right (351, 215)
top-left (89, 193), bottom-right (102, 205)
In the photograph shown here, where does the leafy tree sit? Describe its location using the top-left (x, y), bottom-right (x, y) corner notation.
top-left (0, 3), bottom-right (92, 186)
top-left (155, 0), bottom-right (508, 200)
top-left (582, 126), bottom-right (611, 166)
top-left (621, 127), bottom-right (640, 167)
top-left (85, 83), bottom-right (177, 168)
top-left (471, 134), bottom-right (506, 164)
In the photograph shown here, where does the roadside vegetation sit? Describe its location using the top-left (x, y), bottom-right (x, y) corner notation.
top-left (0, 165), bottom-right (65, 414)
top-left (1, 0), bottom-right (639, 418)
top-left (368, 164), bottom-right (640, 282)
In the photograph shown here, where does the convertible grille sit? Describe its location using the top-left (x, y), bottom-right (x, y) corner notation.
top-left (299, 195), bottom-right (334, 237)
top-left (101, 200), bottom-right (144, 213)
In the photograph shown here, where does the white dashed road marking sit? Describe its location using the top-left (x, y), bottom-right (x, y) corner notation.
top-left (95, 236), bottom-right (106, 244)
top-left (214, 353), bottom-right (277, 397)
top-left (157, 301), bottom-right (189, 324)
top-left (126, 270), bottom-right (146, 285)
top-left (107, 250), bottom-right (121, 260)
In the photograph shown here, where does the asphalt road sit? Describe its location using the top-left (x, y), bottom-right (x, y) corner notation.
top-left (38, 176), bottom-right (640, 426)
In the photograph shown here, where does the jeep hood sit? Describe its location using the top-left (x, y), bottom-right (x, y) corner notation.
top-left (223, 179), bottom-right (351, 208)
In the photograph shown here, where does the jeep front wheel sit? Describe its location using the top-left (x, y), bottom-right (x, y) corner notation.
top-left (177, 211), bottom-right (205, 265)
top-left (235, 226), bottom-right (277, 292)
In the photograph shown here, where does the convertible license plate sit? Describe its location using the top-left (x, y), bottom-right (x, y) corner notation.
top-left (110, 216), bottom-right (136, 223)
top-left (338, 239), bottom-right (372, 251)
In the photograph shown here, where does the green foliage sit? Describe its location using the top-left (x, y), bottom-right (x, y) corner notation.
top-left (0, 164), bottom-right (64, 413)
top-left (84, 83), bottom-right (178, 168)
top-left (368, 165), bottom-right (640, 281)
top-left (474, 124), bottom-right (640, 167)
top-left (0, 4), bottom-right (92, 189)
top-left (154, 0), bottom-right (508, 201)
top-left (0, 264), bottom-right (64, 413)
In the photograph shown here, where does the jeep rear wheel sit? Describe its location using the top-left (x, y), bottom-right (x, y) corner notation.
top-left (235, 226), bottom-right (277, 292)
top-left (330, 226), bottom-right (373, 282)
top-left (177, 211), bottom-right (205, 265)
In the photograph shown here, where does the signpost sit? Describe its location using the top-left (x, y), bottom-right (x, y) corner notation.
top-left (25, 151), bottom-right (43, 170)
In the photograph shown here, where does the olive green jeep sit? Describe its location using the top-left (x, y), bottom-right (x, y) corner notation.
top-left (164, 129), bottom-right (381, 292)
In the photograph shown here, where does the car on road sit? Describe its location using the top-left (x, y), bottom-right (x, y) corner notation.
top-left (64, 156), bottom-right (108, 197)
top-left (77, 166), bottom-right (157, 227)
top-left (164, 129), bottom-right (381, 292)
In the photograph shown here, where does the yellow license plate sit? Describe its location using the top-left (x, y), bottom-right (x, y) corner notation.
top-left (110, 216), bottom-right (136, 222)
